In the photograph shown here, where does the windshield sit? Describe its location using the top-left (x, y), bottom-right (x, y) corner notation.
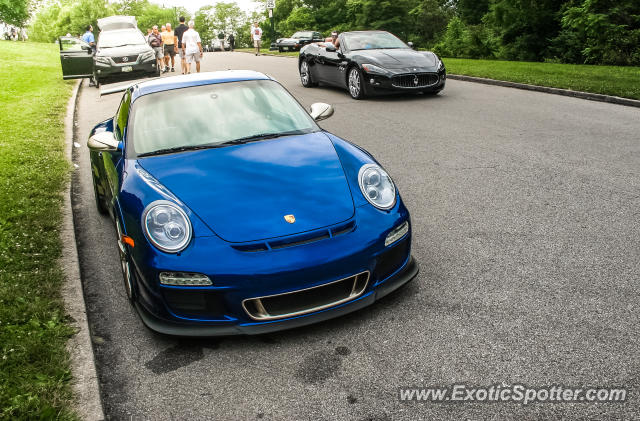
top-left (98, 30), bottom-right (146, 48)
top-left (292, 31), bottom-right (313, 39)
top-left (343, 32), bottom-right (408, 51)
top-left (129, 79), bottom-right (319, 156)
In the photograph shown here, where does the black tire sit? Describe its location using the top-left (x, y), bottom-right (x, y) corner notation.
top-left (92, 176), bottom-right (108, 215)
top-left (299, 60), bottom-right (317, 87)
top-left (278, 47), bottom-right (283, 52)
top-left (116, 219), bottom-right (137, 304)
top-left (347, 67), bottom-right (366, 100)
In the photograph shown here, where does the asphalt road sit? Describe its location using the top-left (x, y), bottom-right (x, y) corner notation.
top-left (72, 52), bottom-right (640, 420)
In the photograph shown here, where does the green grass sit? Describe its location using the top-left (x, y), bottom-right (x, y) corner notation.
top-left (443, 58), bottom-right (640, 100)
top-left (0, 41), bottom-right (77, 419)
top-left (235, 47), bottom-right (300, 57)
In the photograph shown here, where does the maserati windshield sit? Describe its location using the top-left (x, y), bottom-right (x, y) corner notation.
top-left (129, 79), bottom-right (319, 156)
top-left (343, 32), bottom-right (408, 50)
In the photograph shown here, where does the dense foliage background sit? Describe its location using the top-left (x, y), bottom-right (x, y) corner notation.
top-left (24, 0), bottom-right (640, 65)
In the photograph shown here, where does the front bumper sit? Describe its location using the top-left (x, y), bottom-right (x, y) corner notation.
top-left (276, 42), bottom-right (303, 51)
top-left (95, 58), bottom-right (157, 79)
top-left (136, 257), bottom-right (418, 336)
top-left (362, 68), bottom-right (446, 94)
top-left (130, 202), bottom-right (417, 336)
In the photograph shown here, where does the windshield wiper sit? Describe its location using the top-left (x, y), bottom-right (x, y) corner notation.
top-left (220, 130), bottom-right (308, 146)
top-left (138, 130), bottom-right (311, 156)
top-left (137, 144), bottom-right (225, 157)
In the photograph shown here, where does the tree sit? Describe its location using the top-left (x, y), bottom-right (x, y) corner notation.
top-left (485, 0), bottom-right (564, 61)
top-left (554, 0), bottom-right (640, 65)
top-left (455, 0), bottom-right (490, 25)
top-left (0, 0), bottom-right (31, 26)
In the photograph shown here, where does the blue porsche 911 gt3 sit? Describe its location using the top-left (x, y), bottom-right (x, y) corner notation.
top-left (88, 71), bottom-right (418, 335)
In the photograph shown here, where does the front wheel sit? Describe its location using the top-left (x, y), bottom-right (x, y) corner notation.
top-left (92, 176), bottom-right (108, 215)
top-left (299, 60), bottom-right (317, 87)
top-left (348, 67), bottom-right (366, 100)
top-left (116, 219), bottom-right (136, 304)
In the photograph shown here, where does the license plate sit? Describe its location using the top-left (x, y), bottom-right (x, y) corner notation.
top-left (122, 66), bottom-right (133, 72)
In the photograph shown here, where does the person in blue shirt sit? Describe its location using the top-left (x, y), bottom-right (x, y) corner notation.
top-left (81, 25), bottom-right (96, 86)
top-left (81, 25), bottom-right (95, 50)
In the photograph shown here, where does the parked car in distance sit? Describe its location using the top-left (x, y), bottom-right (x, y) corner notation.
top-left (58, 15), bottom-right (158, 87)
top-left (276, 31), bottom-right (324, 52)
top-left (299, 30), bottom-right (446, 99)
top-left (90, 71), bottom-right (418, 336)
top-left (210, 38), bottom-right (230, 51)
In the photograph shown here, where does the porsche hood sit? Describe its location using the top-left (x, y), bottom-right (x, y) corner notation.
top-left (138, 132), bottom-right (355, 243)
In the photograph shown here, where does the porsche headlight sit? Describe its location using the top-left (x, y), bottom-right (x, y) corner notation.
top-left (358, 164), bottom-right (396, 210)
top-left (361, 63), bottom-right (387, 75)
top-left (142, 200), bottom-right (192, 253)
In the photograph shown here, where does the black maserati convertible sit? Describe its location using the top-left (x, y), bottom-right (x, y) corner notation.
top-left (298, 30), bottom-right (446, 99)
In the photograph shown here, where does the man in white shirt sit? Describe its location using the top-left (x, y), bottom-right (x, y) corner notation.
top-left (181, 21), bottom-right (203, 74)
top-left (251, 22), bottom-right (262, 56)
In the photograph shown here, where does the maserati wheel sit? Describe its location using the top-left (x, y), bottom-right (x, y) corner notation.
top-left (348, 67), bottom-right (365, 100)
top-left (300, 60), bottom-right (317, 87)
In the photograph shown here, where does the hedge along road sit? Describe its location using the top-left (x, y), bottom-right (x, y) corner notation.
top-left (72, 52), bottom-right (640, 419)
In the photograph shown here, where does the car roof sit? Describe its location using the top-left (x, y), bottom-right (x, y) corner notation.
top-left (130, 70), bottom-right (273, 101)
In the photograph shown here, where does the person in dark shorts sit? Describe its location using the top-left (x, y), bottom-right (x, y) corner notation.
top-left (174, 16), bottom-right (189, 74)
top-left (162, 23), bottom-right (176, 72)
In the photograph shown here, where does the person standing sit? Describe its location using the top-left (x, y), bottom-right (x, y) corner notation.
top-left (162, 23), bottom-right (176, 72)
top-left (251, 22), bottom-right (262, 56)
top-left (174, 16), bottom-right (189, 75)
top-left (181, 21), bottom-right (202, 74)
top-left (228, 33), bottom-right (235, 51)
top-left (81, 25), bottom-right (95, 51)
top-left (148, 25), bottom-right (165, 73)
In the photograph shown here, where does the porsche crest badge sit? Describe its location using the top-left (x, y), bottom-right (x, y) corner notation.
top-left (284, 214), bottom-right (296, 224)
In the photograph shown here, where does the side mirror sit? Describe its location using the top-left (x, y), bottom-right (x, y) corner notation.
top-left (87, 131), bottom-right (120, 151)
top-left (309, 103), bottom-right (334, 121)
top-left (407, 42), bottom-right (414, 49)
top-left (325, 43), bottom-right (336, 52)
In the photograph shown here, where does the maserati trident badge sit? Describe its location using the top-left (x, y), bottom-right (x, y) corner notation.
top-left (284, 214), bottom-right (296, 224)
top-left (413, 75), bottom-right (419, 86)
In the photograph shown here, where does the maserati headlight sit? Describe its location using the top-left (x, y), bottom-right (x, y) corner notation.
top-left (361, 63), bottom-right (387, 75)
top-left (142, 200), bottom-right (192, 253)
top-left (437, 57), bottom-right (445, 71)
top-left (358, 164), bottom-right (396, 210)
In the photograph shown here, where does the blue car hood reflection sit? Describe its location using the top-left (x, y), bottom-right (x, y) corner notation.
top-left (137, 132), bottom-right (355, 243)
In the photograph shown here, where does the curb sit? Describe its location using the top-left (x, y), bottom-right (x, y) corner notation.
top-left (61, 80), bottom-right (105, 421)
top-left (233, 51), bottom-right (640, 108)
top-left (446, 74), bottom-right (640, 108)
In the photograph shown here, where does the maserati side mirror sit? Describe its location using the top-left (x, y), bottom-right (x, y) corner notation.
top-left (407, 42), bottom-right (414, 49)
